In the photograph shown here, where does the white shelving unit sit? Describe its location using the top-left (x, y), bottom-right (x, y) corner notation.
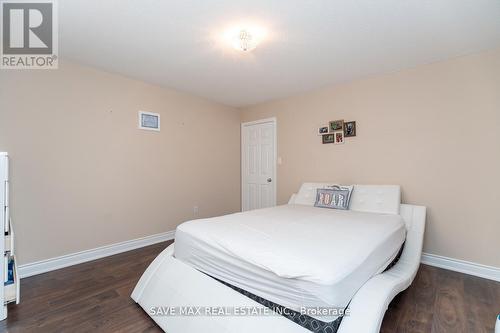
top-left (0, 153), bottom-right (19, 320)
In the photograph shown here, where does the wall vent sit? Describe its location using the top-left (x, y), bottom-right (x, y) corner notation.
top-left (138, 111), bottom-right (160, 131)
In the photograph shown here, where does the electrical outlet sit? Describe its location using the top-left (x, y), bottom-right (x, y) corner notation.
top-left (193, 206), bottom-right (199, 215)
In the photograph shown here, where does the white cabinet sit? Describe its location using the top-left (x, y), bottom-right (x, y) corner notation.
top-left (0, 153), bottom-right (19, 321)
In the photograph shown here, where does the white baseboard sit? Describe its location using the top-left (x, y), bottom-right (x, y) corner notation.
top-left (421, 252), bottom-right (500, 282)
top-left (18, 230), bottom-right (175, 278)
top-left (18, 234), bottom-right (500, 283)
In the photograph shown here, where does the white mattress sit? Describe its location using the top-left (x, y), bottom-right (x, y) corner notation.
top-left (174, 204), bottom-right (406, 321)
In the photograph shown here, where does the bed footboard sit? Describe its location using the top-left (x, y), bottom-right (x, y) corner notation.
top-left (132, 244), bottom-right (308, 333)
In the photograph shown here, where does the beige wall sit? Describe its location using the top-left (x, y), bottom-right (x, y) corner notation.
top-left (1, 49), bottom-right (499, 269)
top-left (241, 48), bottom-right (500, 268)
top-left (0, 60), bottom-right (241, 265)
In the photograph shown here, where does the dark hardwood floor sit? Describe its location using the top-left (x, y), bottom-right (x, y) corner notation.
top-left (1, 241), bottom-right (499, 332)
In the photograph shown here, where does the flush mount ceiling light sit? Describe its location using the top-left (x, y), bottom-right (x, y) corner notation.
top-left (221, 24), bottom-right (267, 53)
top-left (233, 30), bottom-right (255, 52)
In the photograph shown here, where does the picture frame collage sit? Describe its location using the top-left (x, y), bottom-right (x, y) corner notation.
top-left (318, 120), bottom-right (356, 144)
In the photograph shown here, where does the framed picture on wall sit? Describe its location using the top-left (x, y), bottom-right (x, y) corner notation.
top-left (344, 121), bottom-right (356, 137)
top-left (329, 120), bottom-right (344, 132)
top-left (322, 133), bottom-right (335, 144)
top-left (318, 125), bottom-right (329, 136)
top-left (334, 131), bottom-right (344, 144)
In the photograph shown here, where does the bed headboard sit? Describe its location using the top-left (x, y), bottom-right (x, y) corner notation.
top-left (292, 183), bottom-right (401, 215)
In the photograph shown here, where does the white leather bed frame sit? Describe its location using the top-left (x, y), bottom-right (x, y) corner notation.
top-left (132, 187), bottom-right (426, 333)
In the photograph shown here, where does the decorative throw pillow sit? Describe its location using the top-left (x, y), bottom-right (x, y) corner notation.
top-left (314, 186), bottom-right (353, 210)
top-left (326, 184), bottom-right (354, 204)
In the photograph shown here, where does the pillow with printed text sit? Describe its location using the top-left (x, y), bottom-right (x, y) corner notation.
top-left (314, 186), bottom-right (353, 210)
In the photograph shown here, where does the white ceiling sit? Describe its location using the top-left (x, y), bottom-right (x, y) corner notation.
top-left (60, 0), bottom-right (500, 107)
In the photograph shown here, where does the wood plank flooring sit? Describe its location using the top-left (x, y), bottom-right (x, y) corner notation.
top-left (1, 241), bottom-right (499, 332)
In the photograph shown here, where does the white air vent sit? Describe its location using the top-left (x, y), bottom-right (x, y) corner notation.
top-left (138, 111), bottom-right (160, 131)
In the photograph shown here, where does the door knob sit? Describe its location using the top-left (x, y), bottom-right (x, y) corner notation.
top-left (267, 178), bottom-right (272, 183)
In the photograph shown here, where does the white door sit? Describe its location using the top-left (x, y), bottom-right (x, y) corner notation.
top-left (241, 118), bottom-right (277, 211)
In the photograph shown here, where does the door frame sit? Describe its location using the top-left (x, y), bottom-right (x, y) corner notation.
top-left (241, 117), bottom-right (277, 211)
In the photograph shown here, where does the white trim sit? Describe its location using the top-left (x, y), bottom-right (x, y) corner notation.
top-left (17, 230), bottom-right (500, 285)
top-left (18, 230), bottom-right (175, 278)
top-left (241, 117), bottom-right (277, 211)
top-left (241, 117), bottom-right (277, 127)
top-left (421, 252), bottom-right (500, 282)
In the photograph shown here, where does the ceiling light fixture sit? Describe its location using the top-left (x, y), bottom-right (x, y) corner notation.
top-left (221, 25), bottom-right (267, 52)
top-left (233, 30), bottom-right (255, 52)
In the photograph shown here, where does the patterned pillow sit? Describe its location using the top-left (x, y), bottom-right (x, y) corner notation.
top-left (314, 186), bottom-right (353, 210)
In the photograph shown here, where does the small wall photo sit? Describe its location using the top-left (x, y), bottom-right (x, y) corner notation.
top-left (322, 133), bottom-right (335, 144)
top-left (329, 120), bottom-right (344, 132)
top-left (334, 131), bottom-right (344, 144)
top-left (318, 125), bottom-right (329, 136)
top-left (344, 121), bottom-right (356, 137)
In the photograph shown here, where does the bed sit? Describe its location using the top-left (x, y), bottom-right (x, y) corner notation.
top-left (132, 184), bottom-right (426, 333)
